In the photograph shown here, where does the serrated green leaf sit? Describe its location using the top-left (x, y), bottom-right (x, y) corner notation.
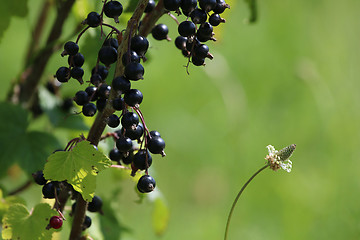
top-left (0, 189), bottom-right (26, 220)
top-left (152, 194), bottom-right (169, 236)
top-left (43, 141), bottom-right (112, 201)
top-left (0, 0), bottom-right (29, 43)
top-left (2, 203), bottom-right (57, 240)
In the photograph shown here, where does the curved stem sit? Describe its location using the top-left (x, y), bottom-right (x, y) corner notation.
top-left (224, 164), bottom-right (269, 240)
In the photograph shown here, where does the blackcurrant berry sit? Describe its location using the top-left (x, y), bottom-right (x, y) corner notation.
top-left (197, 22), bottom-right (214, 42)
top-left (104, 1), bottom-right (123, 22)
top-left (68, 53), bottom-right (85, 67)
top-left (92, 65), bottom-right (109, 80)
top-left (124, 89), bottom-right (143, 107)
top-left (149, 130), bottom-right (161, 138)
top-left (62, 41), bottom-right (79, 56)
top-left (112, 76), bottom-right (131, 92)
top-left (42, 182), bottom-right (60, 199)
top-left (97, 84), bottom-right (111, 99)
top-left (147, 136), bottom-right (166, 154)
top-left (122, 150), bottom-right (134, 164)
top-left (49, 216), bottom-right (63, 229)
top-left (124, 123), bottom-right (144, 140)
top-left (116, 137), bottom-right (133, 152)
top-left (199, 0), bottom-right (217, 12)
top-left (70, 67), bottom-right (84, 83)
top-left (62, 98), bottom-right (74, 112)
top-left (85, 86), bottom-right (98, 101)
top-left (164, 0), bottom-right (181, 11)
top-left (175, 36), bottom-right (187, 50)
top-left (55, 67), bottom-right (70, 83)
top-left (90, 73), bottom-right (103, 86)
top-left (194, 44), bottom-right (210, 59)
top-left (137, 174), bottom-right (156, 193)
top-left (133, 150), bottom-right (152, 170)
top-left (180, 0), bottom-right (197, 14)
top-left (190, 8), bottom-right (207, 24)
top-left (152, 24), bottom-right (169, 41)
top-left (82, 103), bottom-right (97, 117)
top-left (104, 37), bottom-right (119, 50)
top-left (83, 215), bottom-right (92, 229)
top-left (122, 50), bottom-right (140, 66)
top-left (98, 46), bottom-right (118, 66)
top-left (108, 114), bottom-right (120, 128)
top-left (192, 55), bottom-right (205, 66)
top-left (85, 12), bottom-right (101, 27)
top-left (74, 91), bottom-right (89, 106)
top-left (32, 170), bottom-right (47, 185)
top-left (124, 62), bottom-right (144, 80)
top-left (145, 0), bottom-right (156, 13)
top-left (109, 148), bottom-right (122, 162)
top-left (88, 195), bottom-right (103, 212)
top-left (96, 98), bottom-right (107, 112)
top-left (178, 21), bottom-right (196, 37)
top-left (209, 13), bottom-right (225, 26)
top-left (131, 35), bottom-right (149, 56)
top-left (121, 112), bottom-right (139, 129)
top-left (214, 0), bottom-right (230, 14)
top-left (112, 97), bottom-right (125, 111)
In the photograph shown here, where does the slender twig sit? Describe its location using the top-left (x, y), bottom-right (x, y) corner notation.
top-left (224, 164), bottom-right (269, 240)
top-left (8, 180), bottom-right (32, 196)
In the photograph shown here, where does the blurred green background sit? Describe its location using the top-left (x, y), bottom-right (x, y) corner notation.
top-left (1, 0), bottom-right (360, 239)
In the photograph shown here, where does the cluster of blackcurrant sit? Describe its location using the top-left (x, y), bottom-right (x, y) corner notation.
top-left (151, 0), bottom-right (229, 68)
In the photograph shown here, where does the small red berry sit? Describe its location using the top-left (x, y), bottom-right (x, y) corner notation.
top-left (49, 216), bottom-right (63, 229)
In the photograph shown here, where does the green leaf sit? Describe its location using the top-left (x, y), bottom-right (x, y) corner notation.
top-left (0, 0), bottom-right (29, 43)
top-left (152, 193), bottom-right (170, 236)
top-left (43, 141), bottom-right (112, 201)
top-left (2, 203), bottom-right (57, 240)
top-left (0, 189), bottom-right (26, 220)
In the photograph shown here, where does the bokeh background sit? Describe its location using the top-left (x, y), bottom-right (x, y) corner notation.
top-left (1, 0), bottom-right (360, 239)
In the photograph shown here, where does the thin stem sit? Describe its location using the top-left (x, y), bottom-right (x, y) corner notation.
top-left (224, 164), bottom-right (269, 240)
top-left (8, 180), bottom-right (32, 196)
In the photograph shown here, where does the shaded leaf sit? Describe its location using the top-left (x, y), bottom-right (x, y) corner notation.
top-left (43, 141), bottom-right (112, 201)
top-left (2, 203), bottom-right (57, 240)
top-left (0, 189), bottom-right (26, 220)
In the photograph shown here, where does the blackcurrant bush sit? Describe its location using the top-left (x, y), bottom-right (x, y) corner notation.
top-left (178, 21), bottom-right (196, 37)
top-left (124, 123), bottom-right (144, 140)
top-left (104, 1), bottom-right (123, 22)
top-left (74, 91), bottom-right (89, 106)
top-left (122, 50), bottom-right (140, 66)
top-left (88, 195), bottom-right (103, 212)
top-left (124, 62), bottom-right (144, 80)
top-left (98, 46), bottom-right (118, 66)
top-left (145, 0), bottom-right (156, 13)
top-left (92, 65), bottom-right (109, 80)
top-left (108, 114), bottom-right (120, 128)
top-left (96, 98), bottom-right (107, 112)
top-left (68, 53), bottom-right (85, 67)
top-left (112, 97), bottom-right (125, 111)
top-left (124, 89), bottom-right (143, 107)
top-left (164, 0), bottom-right (181, 11)
top-left (147, 136), bottom-right (166, 154)
top-left (133, 150), bottom-right (152, 170)
top-left (121, 112), bottom-right (139, 129)
top-left (32, 170), bottom-right (47, 185)
top-left (97, 84), bottom-right (111, 99)
top-left (152, 24), bottom-right (169, 41)
top-left (82, 103), bottom-right (97, 117)
top-left (55, 67), bottom-right (70, 83)
top-left (49, 216), bottom-right (63, 229)
top-left (116, 137), bottom-right (133, 152)
top-left (62, 41), bottom-right (79, 56)
top-left (190, 8), bottom-right (207, 24)
top-left (131, 35), bottom-right (149, 56)
top-left (180, 0), bottom-right (198, 14)
top-left (199, 0), bottom-right (217, 12)
top-left (104, 37), bottom-right (119, 50)
top-left (85, 12), bottom-right (101, 27)
top-left (137, 175), bottom-right (156, 193)
top-left (112, 76), bottom-right (131, 92)
top-left (83, 216), bottom-right (92, 229)
top-left (109, 148), bottom-right (122, 162)
top-left (85, 86), bottom-right (98, 101)
top-left (175, 36), bottom-right (188, 50)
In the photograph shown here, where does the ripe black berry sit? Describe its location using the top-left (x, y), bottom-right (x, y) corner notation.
top-left (190, 8), bottom-right (207, 24)
top-left (96, 98), bottom-right (107, 112)
top-left (104, 37), bottom-right (119, 50)
top-left (180, 0), bottom-right (197, 14)
top-left (124, 89), bottom-right (143, 107)
top-left (62, 41), bottom-right (79, 56)
top-left (197, 22), bottom-right (214, 42)
top-left (70, 67), bottom-right (84, 83)
top-left (85, 86), bottom-right (98, 101)
top-left (112, 76), bottom-right (131, 92)
top-left (74, 90), bottom-right (89, 106)
top-left (90, 73), bottom-right (103, 86)
top-left (194, 44), bottom-right (210, 59)
top-left (49, 216), bottom-right (63, 229)
top-left (145, 0), bottom-right (156, 13)
top-left (85, 12), bottom-right (101, 27)
top-left (137, 175), bottom-right (156, 193)
top-left (98, 46), bottom-right (118, 66)
top-left (55, 67), bottom-right (70, 83)
top-left (178, 21), bottom-right (196, 37)
top-left (123, 123), bottom-right (144, 140)
top-left (122, 50), bottom-right (140, 66)
top-left (88, 195), bottom-right (103, 212)
top-left (122, 151), bottom-right (134, 164)
top-left (192, 56), bottom-right (205, 66)
top-left (112, 97), bottom-right (125, 110)
top-left (175, 36), bottom-right (187, 50)
top-left (199, 0), bottom-right (217, 12)
top-left (109, 148), bottom-right (122, 162)
top-left (83, 216), bottom-right (92, 229)
top-left (121, 112), bottom-right (139, 129)
top-left (32, 170), bottom-right (47, 185)
top-left (214, 0), bottom-right (230, 14)
top-left (108, 114), bottom-right (120, 128)
top-left (131, 35), bottom-right (149, 56)
top-left (97, 84), bottom-right (111, 99)
top-left (164, 0), bottom-right (181, 11)
top-left (116, 137), bottom-right (133, 152)
top-left (133, 150), bottom-right (152, 170)
top-left (124, 62), bottom-right (144, 80)
top-left (104, 1), bottom-right (123, 22)
top-left (209, 13), bottom-right (225, 26)
top-left (68, 53), bottom-right (85, 67)
top-left (147, 136), bottom-right (166, 155)
top-left (92, 65), bottom-right (109, 80)
top-left (82, 103), bottom-right (97, 117)
top-left (149, 130), bottom-right (161, 138)
top-left (42, 182), bottom-right (60, 199)
top-left (152, 24), bottom-right (169, 40)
